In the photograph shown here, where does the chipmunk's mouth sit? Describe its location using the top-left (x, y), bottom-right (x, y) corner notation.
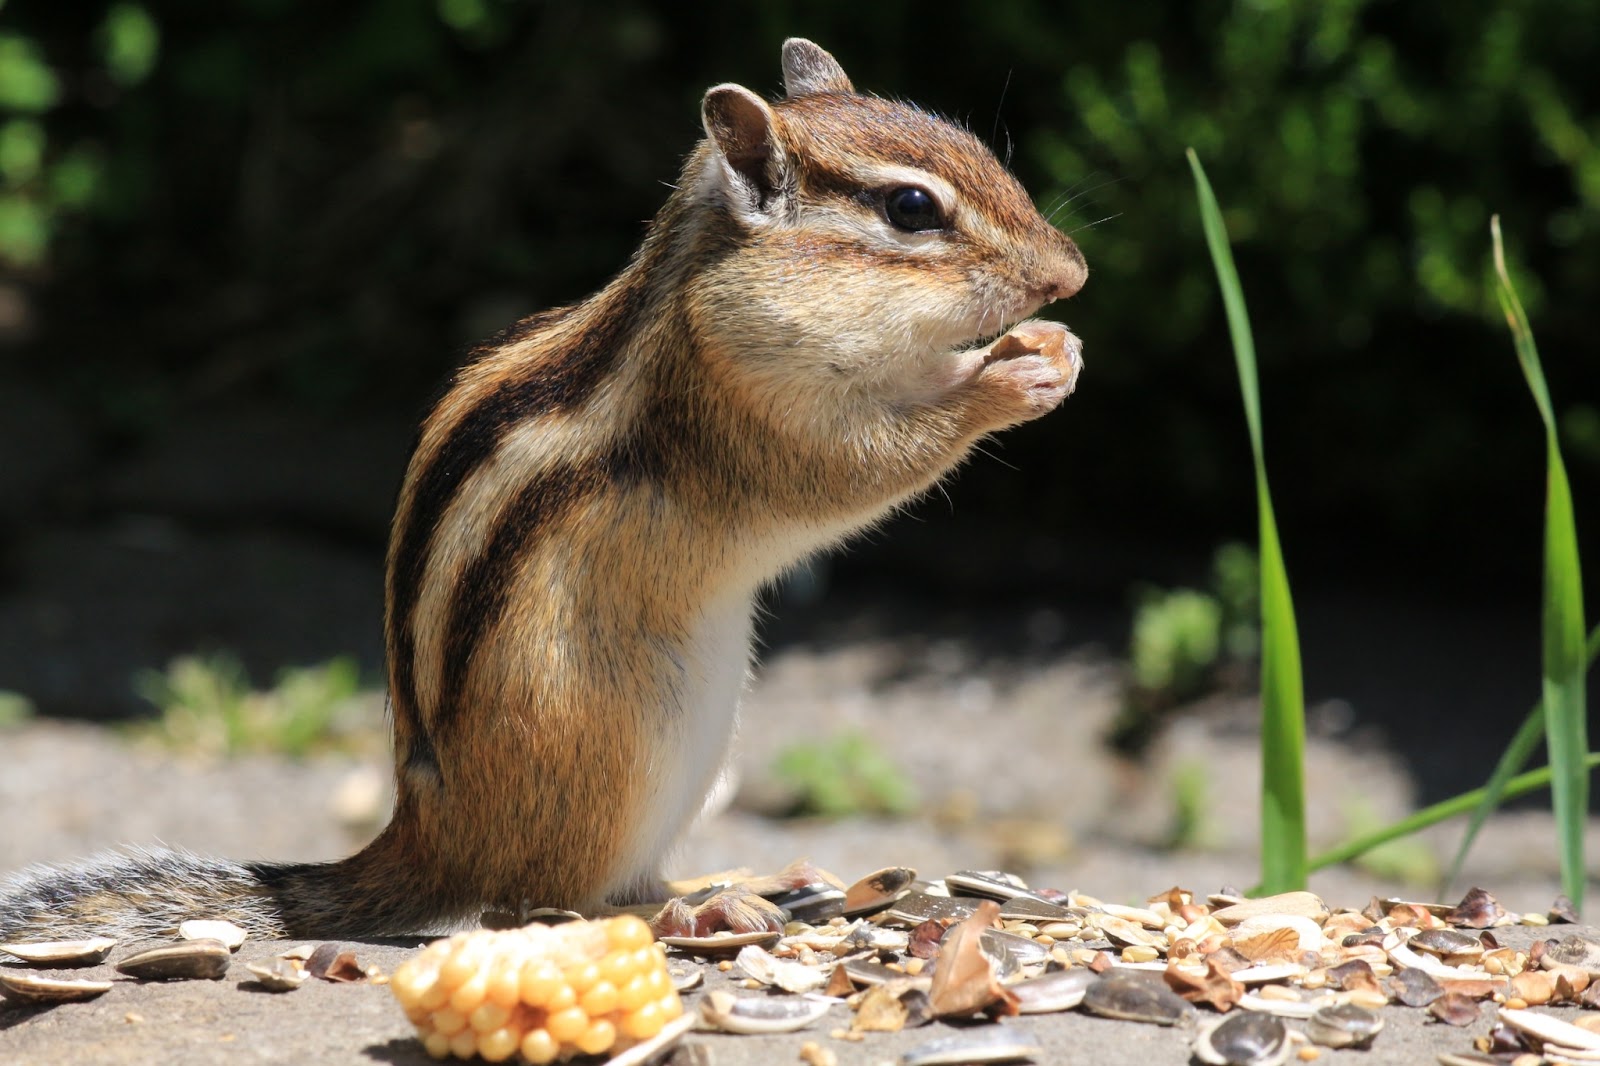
top-left (949, 312), bottom-right (1031, 355)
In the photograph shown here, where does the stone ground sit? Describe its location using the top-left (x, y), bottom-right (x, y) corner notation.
top-left (4, 637), bottom-right (1599, 1064)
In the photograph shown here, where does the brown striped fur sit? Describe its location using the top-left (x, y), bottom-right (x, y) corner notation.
top-left (0, 39), bottom-right (1086, 941)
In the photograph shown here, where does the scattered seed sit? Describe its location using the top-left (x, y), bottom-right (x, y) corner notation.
top-left (886, 894), bottom-right (984, 928)
top-left (898, 1025), bottom-right (1043, 1065)
top-left (179, 920), bottom-right (247, 950)
top-left (1211, 893), bottom-right (1330, 927)
top-left (1304, 1003), bottom-right (1383, 1049)
top-left (698, 991), bottom-right (832, 1035)
top-left (799, 1039), bottom-right (838, 1066)
top-left (734, 945), bottom-right (830, 995)
top-left (1193, 1011), bottom-right (1291, 1066)
top-left (244, 956), bottom-right (307, 992)
top-left (1011, 968), bottom-right (1096, 1014)
top-left (1409, 928), bottom-right (1482, 959)
top-left (0, 937), bottom-right (117, 967)
top-left (842, 868), bottom-right (916, 917)
top-left (1081, 969), bottom-right (1193, 1026)
top-left (1388, 967), bottom-right (1444, 1007)
top-left (1427, 991), bottom-right (1481, 1026)
top-left (1550, 896), bottom-right (1581, 925)
top-left (0, 972), bottom-right (113, 1004)
top-left (1448, 888), bottom-right (1508, 929)
top-left (1499, 1005), bottom-right (1600, 1050)
top-left (660, 930), bottom-right (782, 956)
top-left (945, 871), bottom-right (1051, 904)
top-left (116, 939), bottom-right (231, 981)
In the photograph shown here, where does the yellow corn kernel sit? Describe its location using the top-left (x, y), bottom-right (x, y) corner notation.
top-left (609, 916), bottom-right (654, 951)
top-left (391, 916), bottom-right (680, 1062)
top-left (518, 959), bottom-right (561, 1006)
top-left (620, 1000), bottom-right (663, 1041)
top-left (519, 1028), bottom-right (558, 1065)
top-left (476, 1027), bottom-right (518, 1063)
top-left (447, 1029), bottom-right (478, 1059)
top-left (438, 940), bottom-right (479, 987)
top-left (599, 950), bottom-right (635, 988)
top-left (577, 1019), bottom-right (617, 1056)
top-left (486, 965), bottom-right (521, 1010)
top-left (617, 974), bottom-right (652, 1011)
top-left (545, 1006), bottom-right (590, 1044)
top-left (467, 1001), bottom-right (509, 1033)
top-left (545, 983), bottom-right (577, 1012)
top-left (567, 960), bottom-right (602, 994)
top-left (419, 978), bottom-right (452, 1012)
top-left (580, 980), bottom-right (619, 1016)
top-left (448, 973), bottom-right (489, 1014)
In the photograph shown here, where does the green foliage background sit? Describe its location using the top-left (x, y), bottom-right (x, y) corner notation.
top-left (2, 0), bottom-right (1596, 597)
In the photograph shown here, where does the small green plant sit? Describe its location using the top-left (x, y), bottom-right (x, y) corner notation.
top-left (1164, 758), bottom-right (1216, 851)
top-left (0, 690), bottom-right (35, 729)
top-left (770, 732), bottom-right (918, 819)
top-left (1189, 148), bottom-right (1308, 894)
top-left (1130, 589), bottom-right (1222, 698)
top-left (130, 652), bottom-right (380, 758)
top-left (1112, 543), bottom-right (1261, 753)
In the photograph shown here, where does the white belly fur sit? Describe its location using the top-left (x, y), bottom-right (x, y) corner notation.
top-left (607, 586), bottom-right (755, 898)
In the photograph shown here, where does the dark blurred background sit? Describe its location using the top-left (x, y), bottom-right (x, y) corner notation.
top-left (0, 0), bottom-right (1596, 802)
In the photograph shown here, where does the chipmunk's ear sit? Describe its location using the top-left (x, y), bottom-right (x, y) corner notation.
top-left (702, 84), bottom-right (790, 213)
top-left (781, 39), bottom-right (853, 96)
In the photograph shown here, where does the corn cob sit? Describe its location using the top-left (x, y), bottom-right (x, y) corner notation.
top-left (390, 915), bottom-right (681, 1062)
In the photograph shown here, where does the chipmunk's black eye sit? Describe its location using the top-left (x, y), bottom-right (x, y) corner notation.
top-left (884, 186), bottom-right (943, 232)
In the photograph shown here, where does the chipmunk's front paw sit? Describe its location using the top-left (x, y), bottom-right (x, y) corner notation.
top-left (979, 320), bottom-right (1083, 419)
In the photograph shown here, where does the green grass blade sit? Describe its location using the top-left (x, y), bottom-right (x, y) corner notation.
top-left (1306, 752), bottom-right (1600, 876)
top-left (1188, 148), bottom-right (1307, 892)
top-left (1442, 623), bottom-right (1600, 896)
top-left (1493, 215), bottom-right (1589, 911)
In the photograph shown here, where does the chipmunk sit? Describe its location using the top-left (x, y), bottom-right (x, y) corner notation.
top-left (0, 39), bottom-right (1085, 942)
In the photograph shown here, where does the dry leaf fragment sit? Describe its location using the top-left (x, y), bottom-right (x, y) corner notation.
top-left (1164, 958), bottom-right (1243, 1012)
top-left (1231, 927), bottom-right (1302, 965)
top-left (926, 900), bottom-right (1017, 1020)
top-left (824, 966), bottom-right (855, 998)
top-left (851, 985), bottom-right (909, 1033)
top-left (1146, 886), bottom-right (1194, 911)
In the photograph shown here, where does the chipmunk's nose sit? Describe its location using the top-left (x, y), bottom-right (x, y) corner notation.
top-left (1032, 235), bottom-right (1088, 304)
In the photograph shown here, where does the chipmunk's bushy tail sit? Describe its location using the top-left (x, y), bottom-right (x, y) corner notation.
top-left (0, 822), bottom-right (464, 943)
